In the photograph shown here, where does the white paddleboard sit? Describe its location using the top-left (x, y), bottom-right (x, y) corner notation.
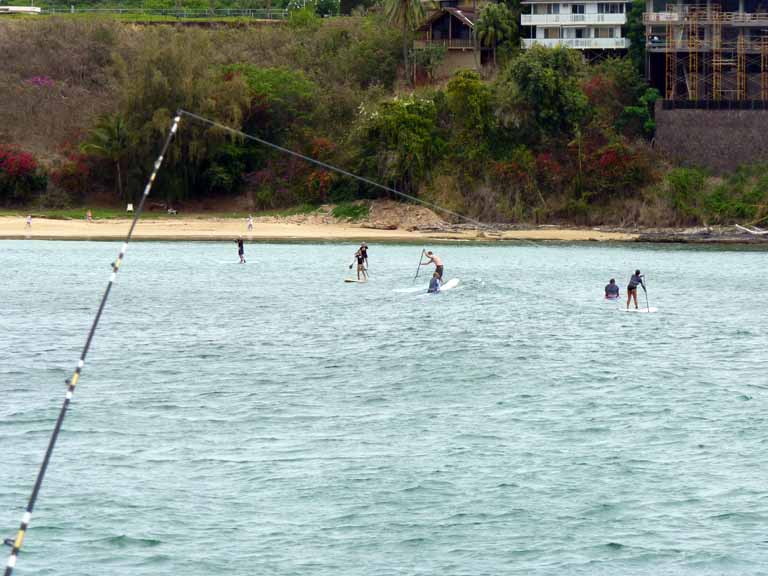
top-left (440, 278), bottom-right (460, 291)
top-left (623, 307), bottom-right (658, 313)
top-left (344, 278), bottom-right (367, 283)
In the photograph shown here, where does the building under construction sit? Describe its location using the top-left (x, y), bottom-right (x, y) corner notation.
top-left (645, 1), bottom-right (768, 104)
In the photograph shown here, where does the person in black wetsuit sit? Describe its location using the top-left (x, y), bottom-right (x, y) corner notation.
top-left (235, 236), bottom-right (246, 264)
top-left (626, 269), bottom-right (644, 309)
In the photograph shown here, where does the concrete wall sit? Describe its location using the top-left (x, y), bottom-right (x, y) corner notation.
top-left (438, 51), bottom-right (479, 77)
top-left (654, 103), bottom-right (768, 173)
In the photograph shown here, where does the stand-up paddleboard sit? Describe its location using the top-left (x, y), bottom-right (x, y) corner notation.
top-left (439, 278), bottom-right (460, 291)
top-left (624, 306), bottom-right (658, 313)
top-left (344, 278), bottom-right (367, 283)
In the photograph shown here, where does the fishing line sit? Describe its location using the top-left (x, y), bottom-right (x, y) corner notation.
top-left (178, 109), bottom-right (502, 233)
top-left (2, 113), bottom-right (182, 576)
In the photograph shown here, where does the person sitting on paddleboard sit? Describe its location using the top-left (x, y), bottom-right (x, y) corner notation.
top-left (235, 236), bottom-right (246, 264)
top-left (605, 278), bottom-right (620, 300)
top-left (420, 251), bottom-right (443, 280)
top-left (626, 270), bottom-right (644, 309)
top-left (428, 272), bottom-right (441, 293)
top-left (349, 245), bottom-right (368, 281)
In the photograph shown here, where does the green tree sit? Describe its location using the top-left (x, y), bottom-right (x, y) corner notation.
top-left (81, 113), bottom-right (131, 201)
top-left (114, 29), bottom-right (250, 203)
top-left (475, 3), bottom-right (516, 67)
top-left (501, 45), bottom-right (589, 140)
top-left (355, 95), bottom-right (445, 193)
top-left (626, 0), bottom-right (646, 75)
top-left (224, 64), bottom-right (317, 143)
top-left (445, 70), bottom-right (494, 161)
top-left (383, 0), bottom-right (424, 86)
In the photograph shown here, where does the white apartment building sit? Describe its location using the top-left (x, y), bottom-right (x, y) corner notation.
top-left (521, 1), bottom-right (631, 50)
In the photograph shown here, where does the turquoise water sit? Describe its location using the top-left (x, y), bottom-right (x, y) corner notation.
top-left (1, 240), bottom-right (767, 575)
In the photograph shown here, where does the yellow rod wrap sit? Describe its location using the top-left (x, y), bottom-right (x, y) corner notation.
top-left (13, 530), bottom-right (25, 550)
top-left (70, 373), bottom-right (79, 387)
top-left (115, 259), bottom-right (122, 270)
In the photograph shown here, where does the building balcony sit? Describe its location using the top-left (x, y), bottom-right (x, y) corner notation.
top-left (414, 37), bottom-right (476, 50)
top-left (522, 37), bottom-right (630, 49)
top-left (522, 13), bottom-right (625, 26)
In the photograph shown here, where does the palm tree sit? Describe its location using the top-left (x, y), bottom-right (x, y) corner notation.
top-left (475, 3), bottom-right (515, 68)
top-left (81, 113), bottom-right (132, 201)
top-left (384, 0), bottom-right (424, 87)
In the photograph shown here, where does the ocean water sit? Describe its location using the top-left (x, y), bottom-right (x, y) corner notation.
top-left (1, 239), bottom-right (767, 575)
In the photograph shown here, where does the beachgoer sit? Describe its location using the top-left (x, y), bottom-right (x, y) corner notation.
top-left (605, 278), bottom-right (620, 299)
top-left (25, 215), bottom-right (31, 229)
top-left (428, 272), bottom-right (441, 293)
top-left (235, 237), bottom-right (246, 264)
top-left (420, 251), bottom-right (444, 280)
top-left (626, 269), bottom-right (645, 309)
top-left (86, 209), bottom-right (93, 223)
top-left (247, 215), bottom-right (253, 232)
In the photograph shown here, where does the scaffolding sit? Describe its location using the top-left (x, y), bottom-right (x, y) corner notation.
top-left (648, 3), bottom-right (768, 101)
top-left (762, 38), bottom-right (768, 100)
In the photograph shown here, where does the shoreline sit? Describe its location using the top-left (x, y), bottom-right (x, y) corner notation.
top-left (0, 216), bottom-right (764, 244)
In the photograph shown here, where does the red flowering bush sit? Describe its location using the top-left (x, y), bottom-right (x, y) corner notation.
top-left (49, 152), bottom-right (91, 204)
top-left (0, 145), bottom-right (47, 206)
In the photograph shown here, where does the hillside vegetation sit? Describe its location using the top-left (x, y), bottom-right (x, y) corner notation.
top-left (1, 15), bottom-right (766, 227)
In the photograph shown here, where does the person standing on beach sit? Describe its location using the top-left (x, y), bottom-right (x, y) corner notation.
top-left (25, 215), bottom-right (31, 229)
top-left (86, 209), bottom-right (93, 223)
top-left (626, 270), bottom-right (644, 309)
top-left (420, 251), bottom-right (444, 280)
top-left (247, 215), bottom-right (253, 232)
top-left (235, 236), bottom-right (246, 264)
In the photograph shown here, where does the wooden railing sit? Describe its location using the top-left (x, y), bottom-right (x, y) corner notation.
top-left (416, 37), bottom-right (475, 49)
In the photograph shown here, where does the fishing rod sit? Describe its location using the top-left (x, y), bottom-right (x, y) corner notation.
top-left (2, 112), bottom-right (182, 576)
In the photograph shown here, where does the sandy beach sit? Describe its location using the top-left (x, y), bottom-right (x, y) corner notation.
top-left (0, 216), bottom-right (637, 242)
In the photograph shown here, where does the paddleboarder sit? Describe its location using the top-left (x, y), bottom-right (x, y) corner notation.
top-left (626, 270), bottom-right (644, 309)
top-left (349, 244), bottom-right (368, 281)
top-left (235, 236), bottom-right (246, 264)
top-left (420, 251), bottom-right (444, 280)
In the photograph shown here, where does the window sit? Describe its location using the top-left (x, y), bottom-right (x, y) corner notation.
top-left (594, 27), bottom-right (616, 38)
top-left (572, 4), bottom-right (585, 13)
top-left (544, 27), bottom-right (561, 38)
top-left (546, 4), bottom-right (560, 14)
top-left (598, 3), bottom-right (625, 13)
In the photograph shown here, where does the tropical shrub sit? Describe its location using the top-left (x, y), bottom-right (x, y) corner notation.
top-left (0, 146), bottom-right (47, 206)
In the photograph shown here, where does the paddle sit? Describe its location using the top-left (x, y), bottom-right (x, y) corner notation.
top-left (413, 249), bottom-right (425, 283)
top-left (641, 275), bottom-right (650, 311)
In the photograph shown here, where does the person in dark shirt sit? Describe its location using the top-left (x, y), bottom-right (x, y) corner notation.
top-left (235, 237), bottom-right (246, 264)
top-left (428, 272), bottom-right (441, 293)
top-left (349, 243), bottom-right (368, 281)
top-left (605, 278), bottom-right (620, 299)
top-left (627, 269), bottom-right (645, 309)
